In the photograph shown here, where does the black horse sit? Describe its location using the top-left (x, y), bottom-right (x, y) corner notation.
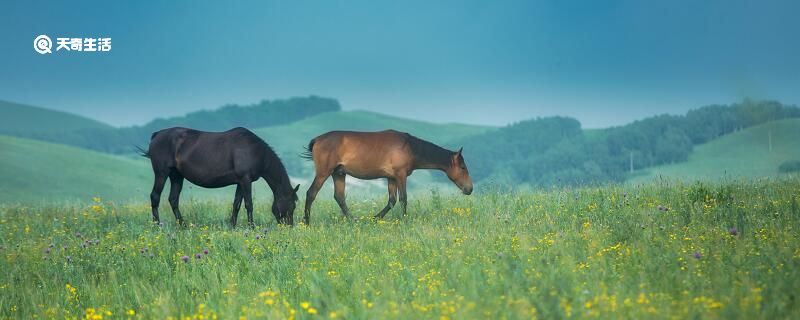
top-left (142, 127), bottom-right (299, 226)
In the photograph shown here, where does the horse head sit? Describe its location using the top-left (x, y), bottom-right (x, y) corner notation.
top-left (445, 147), bottom-right (473, 195)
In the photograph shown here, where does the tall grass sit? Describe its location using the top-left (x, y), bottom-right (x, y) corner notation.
top-left (1, 178), bottom-right (799, 319)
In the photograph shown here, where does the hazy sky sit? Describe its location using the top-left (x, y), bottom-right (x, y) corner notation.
top-left (1, 0), bottom-right (798, 128)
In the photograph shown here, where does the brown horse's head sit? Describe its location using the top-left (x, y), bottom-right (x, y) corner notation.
top-left (445, 147), bottom-right (473, 195)
top-left (273, 184), bottom-right (300, 225)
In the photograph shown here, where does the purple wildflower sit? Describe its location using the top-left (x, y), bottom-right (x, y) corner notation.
top-left (180, 255), bottom-right (190, 263)
top-left (195, 253), bottom-right (202, 260)
top-left (66, 256), bottom-right (72, 262)
top-left (140, 249), bottom-right (145, 254)
top-left (693, 251), bottom-right (702, 259)
top-left (255, 235), bottom-right (261, 240)
top-left (44, 248), bottom-right (51, 254)
top-left (203, 249), bottom-right (209, 255)
top-left (729, 227), bottom-right (738, 236)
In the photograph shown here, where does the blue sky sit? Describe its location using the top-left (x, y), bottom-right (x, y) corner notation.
top-left (1, 0), bottom-right (798, 128)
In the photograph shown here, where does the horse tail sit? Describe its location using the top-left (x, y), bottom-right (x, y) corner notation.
top-left (135, 145), bottom-right (150, 158)
top-left (300, 138), bottom-right (315, 161)
top-left (135, 130), bottom-right (161, 158)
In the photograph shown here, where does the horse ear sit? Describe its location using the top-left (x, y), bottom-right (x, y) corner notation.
top-left (293, 184), bottom-right (300, 193)
top-left (457, 147), bottom-right (463, 155)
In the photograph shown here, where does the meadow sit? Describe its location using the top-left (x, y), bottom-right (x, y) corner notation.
top-left (1, 178), bottom-right (799, 319)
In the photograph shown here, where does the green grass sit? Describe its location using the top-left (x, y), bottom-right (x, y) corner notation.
top-left (1, 179), bottom-right (799, 319)
top-left (0, 100), bottom-right (112, 136)
top-left (630, 119), bottom-right (800, 183)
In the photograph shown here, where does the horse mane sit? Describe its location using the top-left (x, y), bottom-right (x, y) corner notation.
top-left (246, 132), bottom-right (293, 198)
top-left (264, 144), bottom-right (291, 185)
top-left (404, 133), bottom-right (453, 168)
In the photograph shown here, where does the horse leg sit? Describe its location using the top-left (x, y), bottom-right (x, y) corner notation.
top-left (241, 181), bottom-right (255, 228)
top-left (150, 173), bottom-right (168, 224)
top-left (167, 173), bottom-right (185, 226)
top-left (304, 174), bottom-right (329, 225)
top-left (332, 173), bottom-right (353, 221)
top-left (229, 185), bottom-right (244, 227)
top-left (397, 176), bottom-right (408, 216)
top-left (375, 178), bottom-right (398, 219)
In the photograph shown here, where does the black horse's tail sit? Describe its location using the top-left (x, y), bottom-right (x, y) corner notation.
top-left (135, 145), bottom-right (150, 158)
top-left (300, 138), bottom-right (315, 160)
top-left (136, 131), bottom-right (160, 158)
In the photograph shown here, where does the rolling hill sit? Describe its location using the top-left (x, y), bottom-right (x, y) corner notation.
top-left (629, 118), bottom-right (800, 183)
top-left (0, 100), bottom-right (113, 136)
top-left (0, 135), bottom-right (150, 203)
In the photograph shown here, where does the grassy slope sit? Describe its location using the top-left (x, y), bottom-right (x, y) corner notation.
top-left (0, 100), bottom-right (112, 135)
top-left (1, 179), bottom-right (798, 319)
top-left (630, 118), bottom-right (800, 183)
top-left (0, 135), bottom-right (151, 203)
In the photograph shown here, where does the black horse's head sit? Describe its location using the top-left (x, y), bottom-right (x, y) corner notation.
top-left (273, 184), bottom-right (300, 225)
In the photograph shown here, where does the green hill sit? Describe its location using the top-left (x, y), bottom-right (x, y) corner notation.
top-left (0, 100), bottom-right (112, 136)
top-left (0, 135), bottom-right (150, 203)
top-left (630, 118), bottom-right (800, 183)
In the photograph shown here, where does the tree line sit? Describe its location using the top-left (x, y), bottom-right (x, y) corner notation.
top-left (451, 99), bottom-right (800, 186)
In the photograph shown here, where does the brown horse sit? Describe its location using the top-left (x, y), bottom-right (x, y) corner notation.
top-left (301, 130), bottom-right (473, 224)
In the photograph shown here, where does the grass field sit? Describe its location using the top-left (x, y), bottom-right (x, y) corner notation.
top-left (1, 178), bottom-right (798, 319)
top-left (631, 119), bottom-right (800, 183)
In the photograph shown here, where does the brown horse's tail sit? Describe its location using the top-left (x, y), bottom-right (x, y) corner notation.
top-left (300, 138), bottom-right (315, 160)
